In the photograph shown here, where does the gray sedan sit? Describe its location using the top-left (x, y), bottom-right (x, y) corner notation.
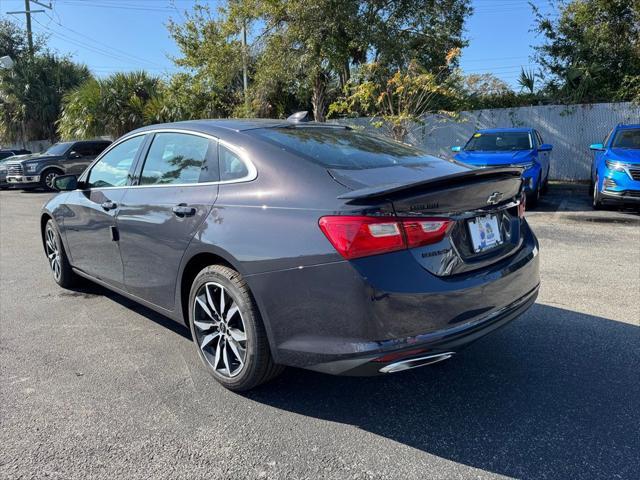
top-left (40, 118), bottom-right (539, 391)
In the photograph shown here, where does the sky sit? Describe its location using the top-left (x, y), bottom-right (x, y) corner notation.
top-left (1, 0), bottom-right (558, 88)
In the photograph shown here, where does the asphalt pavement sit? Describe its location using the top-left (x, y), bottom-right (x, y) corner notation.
top-left (1, 185), bottom-right (639, 480)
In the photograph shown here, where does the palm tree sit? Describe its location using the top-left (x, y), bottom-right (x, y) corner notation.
top-left (518, 68), bottom-right (536, 94)
top-left (58, 71), bottom-right (162, 139)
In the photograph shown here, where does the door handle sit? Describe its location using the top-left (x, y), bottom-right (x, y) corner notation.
top-left (101, 200), bottom-right (117, 211)
top-left (172, 204), bottom-right (196, 217)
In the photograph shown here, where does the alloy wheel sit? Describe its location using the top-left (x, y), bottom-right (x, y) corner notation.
top-left (193, 282), bottom-right (247, 378)
top-left (45, 224), bottom-right (61, 281)
top-left (45, 172), bottom-right (58, 190)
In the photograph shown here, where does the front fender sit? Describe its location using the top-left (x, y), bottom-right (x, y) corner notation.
top-left (40, 192), bottom-right (72, 257)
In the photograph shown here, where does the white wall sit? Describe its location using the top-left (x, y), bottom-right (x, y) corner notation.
top-left (1, 139), bottom-right (51, 154)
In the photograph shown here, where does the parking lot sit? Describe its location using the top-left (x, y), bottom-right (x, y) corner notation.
top-left (0, 186), bottom-right (638, 480)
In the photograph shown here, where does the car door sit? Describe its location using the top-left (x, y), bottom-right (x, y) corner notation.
top-left (62, 142), bottom-right (88, 175)
top-left (115, 131), bottom-right (219, 311)
top-left (62, 134), bottom-right (148, 288)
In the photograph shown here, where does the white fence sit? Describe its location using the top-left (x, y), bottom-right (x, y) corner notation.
top-left (337, 102), bottom-right (640, 181)
top-left (1, 139), bottom-right (51, 154)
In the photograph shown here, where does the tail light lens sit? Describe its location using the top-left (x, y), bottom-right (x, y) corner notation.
top-left (319, 216), bottom-right (452, 260)
top-left (518, 195), bottom-right (526, 218)
top-left (402, 219), bottom-right (451, 248)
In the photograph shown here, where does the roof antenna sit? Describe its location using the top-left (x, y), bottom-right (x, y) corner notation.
top-left (287, 111), bottom-right (310, 123)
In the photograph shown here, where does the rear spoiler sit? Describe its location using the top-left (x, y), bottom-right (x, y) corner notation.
top-left (337, 166), bottom-right (524, 201)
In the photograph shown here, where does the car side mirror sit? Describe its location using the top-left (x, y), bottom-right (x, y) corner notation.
top-left (451, 146), bottom-right (462, 152)
top-left (589, 143), bottom-right (605, 151)
top-left (68, 151), bottom-right (82, 159)
top-left (53, 174), bottom-right (78, 191)
top-left (538, 143), bottom-right (553, 152)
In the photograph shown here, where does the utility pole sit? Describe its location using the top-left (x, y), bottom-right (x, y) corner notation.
top-left (6, 1), bottom-right (52, 56)
top-left (241, 20), bottom-right (249, 111)
top-left (24, 0), bottom-right (33, 54)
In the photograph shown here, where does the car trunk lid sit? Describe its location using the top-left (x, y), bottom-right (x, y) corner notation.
top-left (330, 164), bottom-right (525, 276)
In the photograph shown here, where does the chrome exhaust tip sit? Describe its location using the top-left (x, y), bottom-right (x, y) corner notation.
top-left (379, 352), bottom-right (455, 374)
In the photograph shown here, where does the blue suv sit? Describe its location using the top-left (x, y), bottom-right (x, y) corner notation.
top-left (590, 124), bottom-right (640, 209)
top-left (452, 128), bottom-right (552, 208)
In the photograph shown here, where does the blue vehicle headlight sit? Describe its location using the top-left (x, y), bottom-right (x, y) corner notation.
top-left (604, 159), bottom-right (627, 173)
top-left (25, 163), bottom-right (38, 173)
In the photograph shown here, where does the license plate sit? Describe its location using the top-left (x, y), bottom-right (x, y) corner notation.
top-left (468, 214), bottom-right (502, 253)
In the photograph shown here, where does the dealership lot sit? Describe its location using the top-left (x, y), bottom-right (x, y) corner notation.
top-left (1, 187), bottom-right (638, 479)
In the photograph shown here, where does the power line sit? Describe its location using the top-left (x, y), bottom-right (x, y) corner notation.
top-left (41, 11), bottom-right (167, 68)
top-left (5, 0), bottom-right (52, 54)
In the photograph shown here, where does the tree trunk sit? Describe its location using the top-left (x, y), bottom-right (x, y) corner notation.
top-left (339, 60), bottom-right (350, 91)
top-left (311, 72), bottom-right (327, 123)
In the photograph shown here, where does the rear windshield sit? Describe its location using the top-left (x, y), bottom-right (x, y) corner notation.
top-left (249, 127), bottom-right (437, 170)
top-left (464, 132), bottom-right (532, 151)
top-left (611, 128), bottom-right (640, 149)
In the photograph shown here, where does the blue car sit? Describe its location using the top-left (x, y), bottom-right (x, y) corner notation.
top-left (589, 124), bottom-right (640, 209)
top-left (451, 128), bottom-right (552, 207)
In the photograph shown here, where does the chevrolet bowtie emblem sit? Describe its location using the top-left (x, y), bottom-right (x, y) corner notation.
top-left (487, 192), bottom-right (503, 205)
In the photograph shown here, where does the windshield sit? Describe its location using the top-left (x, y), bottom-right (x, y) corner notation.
top-left (249, 127), bottom-right (437, 170)
top-left (464, 132), bottom-right (532, 151)
top-left (611, 128), bottom-right (640, 149)
top-left (44, 142), bottom-right (73, 156)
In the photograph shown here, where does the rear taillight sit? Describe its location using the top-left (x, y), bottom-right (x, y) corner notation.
top-left (319, 216), bottom-right (452, 260)
top-left (518, 195), bottom-right (526, 218)
top-left (402, 219), bottom-right (451, 248)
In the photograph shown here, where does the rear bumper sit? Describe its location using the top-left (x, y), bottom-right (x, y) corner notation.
top-left (311, 283), bottom-right (538, 375)
top-left (248, 223), bottom-right (540, 374)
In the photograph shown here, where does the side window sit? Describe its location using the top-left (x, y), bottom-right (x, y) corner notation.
top-left (89, 142), bottom-right (109, 156)
top-left (219, 144), bottom-right (249, 181)
top-left (603, 129), bottom-right (613, 146)
top-left (139, 132), bottom-right (210, 185)
top-left (536, 131), bottom-right (544, 145)
top-left (87, 135), bottom-right (145, 188)
top-left (72, 143), bottom-right (94, 157)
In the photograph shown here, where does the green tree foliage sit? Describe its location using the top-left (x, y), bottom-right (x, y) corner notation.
top-left (0, 20), bottom-right (90, 143)
top-left (167, 0), bottom-right (473, 122)
top-left (58, 71), bottom-right (161, 139)
top-left (533, 0), bottom-right (640, 103)
top-left (167, 3), bottom-right (244, 118)
top-left (328, 55), bottom-right (464, 142)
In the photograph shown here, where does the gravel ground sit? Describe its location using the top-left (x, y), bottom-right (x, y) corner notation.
top-left (1, 185), bottom-right (639, 480)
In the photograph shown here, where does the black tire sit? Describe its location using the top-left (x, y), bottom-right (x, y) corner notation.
top-left (527, 174), bottom-right (542, 209)
top-left (40, 168), bottom-right (63, 191)
top-left (188, 264), bottom-right (283, 391)
top-left (592, 176), bottom-right (603, 210)
top-left (541, 168), bottom-right (550, 194)
top-left (44, 219), bottom-right (77, 288)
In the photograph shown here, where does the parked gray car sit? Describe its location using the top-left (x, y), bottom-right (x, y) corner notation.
top-left (6, 140), bottom-right (111, 190)
top-left (41, 119), bottom-right (539, 391)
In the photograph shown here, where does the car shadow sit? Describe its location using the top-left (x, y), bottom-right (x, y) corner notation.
top-left (243, 304), bottom-right (639, 479)
top-left (533, 184), bottom-right (640, 217)
top-left (67, 280), bottom-right (639, 478)
top-left (68, 281), bottom-right (192, 340)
